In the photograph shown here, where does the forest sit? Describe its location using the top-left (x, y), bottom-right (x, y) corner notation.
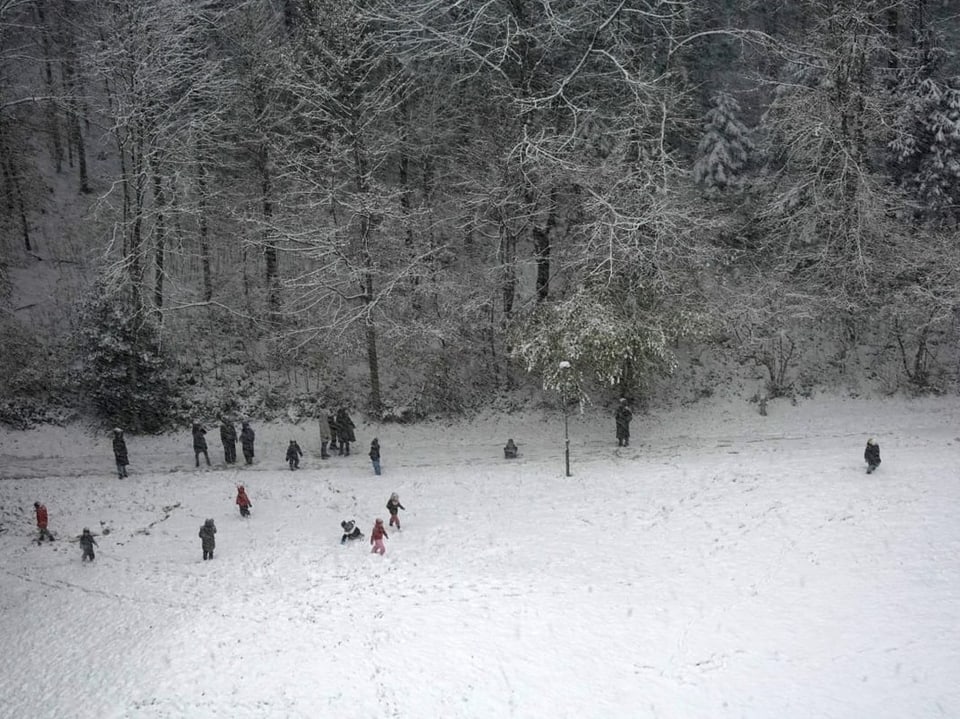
top-left (1, 0), bottom-right (959, 431)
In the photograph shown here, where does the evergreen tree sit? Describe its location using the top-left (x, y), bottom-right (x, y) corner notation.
top-left (76, 283), bottom-right (174, 433)
top-left (694, 91), bottom-right (754, 194)
top-left (890, 77), bottom-right (960, 224)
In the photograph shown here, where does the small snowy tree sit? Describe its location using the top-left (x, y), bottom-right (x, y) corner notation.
top-left (76, 283), bottom-right (174, 433)
top-left (693, 91), bottom-right (754, 193)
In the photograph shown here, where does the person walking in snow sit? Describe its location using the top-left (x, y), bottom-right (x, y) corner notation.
top-left (199, 518), bottom-right (216, 560)
top-left (865, 438), bottom-right (881, 474)
top-left (33, 502), bottom-right (54, 543)
top-left (112, 427), bottom-right (129, 478)
top-left (79, 528), bottom-right (98, 562)
top-left (192, 422), bottom-right (211, 467)
top-left (286, 439), bottom-right (303, 470)
top-left (318, 410), bottom-right (332, 459)
top-left (335, 408), bottom-right (356, 456)
top-left (386, 492), bottom-right (405, 530)
top-left (370, 518), bottom-right (388, 555)
top-left (615, 398), bottom-right (633, 447)
top-left (220, 418), bottom-right (238, 465)
top-left (235, 485), bottom-right (252, 517)
top-left (240, 421), bottom-right (256, 465)
top-left (340, 519), bottom-right (363, 544)
top-left (369, 438), bottom-right (381, 475)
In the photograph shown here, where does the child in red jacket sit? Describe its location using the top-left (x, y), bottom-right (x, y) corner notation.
top-left (236, 485), bottom-right (252, 517)
top-left (370, 518), bottom-right (388, 555)
top-left (34, 502), bottom-right (55, 543)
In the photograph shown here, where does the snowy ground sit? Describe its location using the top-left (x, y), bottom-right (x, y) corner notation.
top-left (0, 396), bottom-right (958, 719)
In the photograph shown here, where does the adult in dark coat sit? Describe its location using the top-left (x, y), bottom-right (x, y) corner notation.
top-left (369, 438), bottom-right (381, 475)
top-left (199, 518), bottom-right (216, 560)
top-left (192, 422), bottom-right (211, 467)
top-left (864, 438), bottom-right (881, 474)
top-left (336, 408), bottom-right (356, 456)
top-left (112, 428), bottom-right (129, 478)
top-left (220, 419), bottom-right (238, 464)
top-left (614, 398), bottom-right (633, 447)
top-left (240, 421), bottom-right (255, 465)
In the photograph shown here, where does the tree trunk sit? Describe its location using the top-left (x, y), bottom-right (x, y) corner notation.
top-left (34, 0), bottom-right (64, 174)
top-left (499, 220), bottom-right (517, 321)
top-left (197, 157), bottom-right (212, 302)
top-left (259, 144), bottom-right (279, 317)
top-left (152, 170), bottom-right (166, 312)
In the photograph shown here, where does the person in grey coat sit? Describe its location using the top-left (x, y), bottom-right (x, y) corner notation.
top-left (318, 411), bottom-right (332, 459)
top-left (193, 422), bottom-right (211, 467)
top-left (79, 528), bottom-right (98, 562)
top-left (199, 518), bottom-right (216, 560)
top-left (112, 428), bottom-right (129, 478)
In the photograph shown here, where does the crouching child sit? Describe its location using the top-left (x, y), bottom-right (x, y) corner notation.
top-left (340, 519), bottom-right (363, 544)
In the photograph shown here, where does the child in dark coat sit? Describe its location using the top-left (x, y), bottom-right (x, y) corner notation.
top-left (286, 440), bottom-right (303, 470)
top-left (236, 485), bottom-right (252, 517)
top-left (504, 438), bottom-right (518, 459)
top-left (370, 518), bottom-right (388, 555)
top-left (386, 492), bottom-right (405, 529)
top-left (79, 528), bottom-right (98, 561)
top-left (340, 519), bottom-right (363, 544)
top-left (113, 428), bottom-right (129, 478)
top-left (199, 518), bottom-right (216, 560)
top-left (865, 438), bottom-right (881, 474)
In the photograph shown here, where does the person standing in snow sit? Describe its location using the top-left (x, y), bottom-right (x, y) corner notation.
top-left (112, 427), bottom-right (129, 478)
top-left (33, 502), bottom-right (54, 543)
top-left (318, 410), bottom-right (332, 459)
top-left (335, 408), bottom-right (356, 456)
top-left (79, 528), bottom-right (98, 562)
top-left (235, 485), bottom-right (252, 517)
top-left (615, 398), bottom-right (633, 447)
top-left (370, 518), bottom-right (388, 555)
top-left (864, 438), bottom-right (881, 474)
top-left (369, 438), bottom-right (381, 475)
top-left (504, 438), bottom-right (518, 459)
top-left (328, 411), bottom-right (340, 454)
top-left (386, 492), bottom-right (404, 530)
top-left (286, 439), bottom-right (303, 470)
top-left (220, 418), bottom-right (238, 465)
top-left (192, 422), bottom-right (211, 468)
top-left (340, 519), bottom-right (363, 544)
top-left (239, 421), bottom-right (255, 465)
top-left (199, 518), bottom-right (216, 560)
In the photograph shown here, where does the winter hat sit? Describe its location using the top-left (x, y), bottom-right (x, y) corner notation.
top-left (82, 528), bottom-right (90, 533)
top-left (375, 518), bottom-right (384, 525)
top-left (113, 427), bottom-right (123, 434)
top-left (34, 502), bottom-right (40, 508)
top-left (390, 492), bottom-right (399, 501)
top-left (867, 438), bottom-right (876, 445)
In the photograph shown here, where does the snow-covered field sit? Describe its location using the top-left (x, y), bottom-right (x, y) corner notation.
top-left (1, 396), bottom-right (958, 719)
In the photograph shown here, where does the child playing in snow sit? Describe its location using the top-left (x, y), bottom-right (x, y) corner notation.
top-left (33, 502), bottom-right (55, 543)
top-left (864, 438), bottom-right (881, 474)
top-left (236, 485), bottom-right (252, 517)
top-left (79, 528), bottom-right (98, 562)
top-left (340, 519), bottom-right (363, 544)
top-left (370, 518), bottom-right (388, 555)
top-left (199, 518), bottom-right (217, 560)
top-left (286, 440), bottom-right (303, 471)
top-left (504, 438), bottom-right (518, 459)
top-left (386, 492), bottom-right (405, 529)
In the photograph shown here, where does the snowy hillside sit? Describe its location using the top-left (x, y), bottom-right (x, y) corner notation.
top-left (1, 396), bottom-right (958, 718)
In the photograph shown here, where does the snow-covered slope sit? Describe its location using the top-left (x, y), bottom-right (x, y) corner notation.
top-left (1, 396), bottom-right (958, 718)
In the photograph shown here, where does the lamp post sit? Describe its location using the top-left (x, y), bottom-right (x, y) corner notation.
top-left (559, 360), bottom-right (571, 477)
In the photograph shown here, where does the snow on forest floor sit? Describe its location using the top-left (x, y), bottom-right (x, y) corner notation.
top-left (0, 396), bottom-right (958, 719)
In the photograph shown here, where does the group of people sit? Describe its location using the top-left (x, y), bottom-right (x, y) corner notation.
top-left (339, 491), bottom-right (406, 555)
top-left (31, 502), bottom-right (97, 561)
top-left (192, 419), bottom-right (256, 468)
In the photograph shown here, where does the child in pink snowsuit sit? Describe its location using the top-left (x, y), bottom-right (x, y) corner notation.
top-left (370, 518), bottom-right (388, 555)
